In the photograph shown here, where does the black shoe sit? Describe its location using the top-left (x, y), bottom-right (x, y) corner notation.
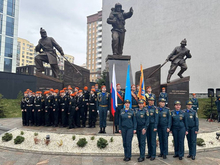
top-left (82, 125), bottom-right (85, 128)
top-left (68, 127), bottom-right (73, 129)
top-left (146, 155), bottom-right (151, 159)
top-left (163, 155), bottom-right (167, 159)
top-left (115, 131), bottom-right (119, 133)
top-left (124, 158), bottom-right (130, 162)
top-left (87, 125), bottom-right (92, 128)
top-left (123, 157), bottom-right (126, 161)
top-left (103, 127), bottom-right (106, 134)
top-left (138, 157), bottom-right (144, 162)
top-left (173, 155), bottom-right (179, 158)
top-left (177, 73), bottom-right (183, 78)
top-left (192, 156), bottom-right (195, 160)
top-left (179, 157), bottom-right (182, 160)
top-left (158, 154), bottom-right (163, 157)
top-left (150, 157), bottom-right (155, 161)
top-left (187, 155), bottom-right (192, 158)
top-left (99, 128), bottom-right (103, 133)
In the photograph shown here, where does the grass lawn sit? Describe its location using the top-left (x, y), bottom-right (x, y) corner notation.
top-left (1, 98), bottom-right (21, 118)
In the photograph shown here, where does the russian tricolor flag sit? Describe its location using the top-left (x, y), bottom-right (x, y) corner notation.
top-left (111, 63), bottom-right (117, 117)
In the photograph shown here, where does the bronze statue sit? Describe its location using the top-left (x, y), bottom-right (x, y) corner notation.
top-left (34, 28), bottom-right (64, 78)
top-left (107, 3), bottom-right (133, 55)
top-left (166, 39), bottom-right (192, 83)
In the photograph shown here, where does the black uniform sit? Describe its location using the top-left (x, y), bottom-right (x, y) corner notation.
top-left (49, 95), bottom-right (54, 125)
top-left (83, 90), bottom-right (90, 125)
top-left (34, 96), bottom-right (42, 126)
top-left (26, 96), bottom-right (34, 126)
top-left (68, 96), bottom-right (77, 128)
top-left (53, 95), bottom-right (60, 127)
top-left (88, 93), bottom-right (97, 127)
top-left (60, 95), bottom-right (69, 127)
top-left (40, 96), bottom-right (45, 126)
top-left (20, 96), bottom-right (27, 126)
top-left (77, 94), bottom-right (86, 127)
top-left (44, 96), bottom-right (52, 126)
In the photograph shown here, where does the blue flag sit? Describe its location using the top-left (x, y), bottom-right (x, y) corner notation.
top-left (124, 63), bottom-right (132, 108)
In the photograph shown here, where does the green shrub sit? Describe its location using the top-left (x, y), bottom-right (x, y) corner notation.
top-left (20, 131), bottom-right (24, 135)
top-left (110, 137), bottom-right (113, 142)
top-left (34, 132), bottom-right (38, 136)
top-left (97, 138), bottom-right (108, 149)
top-left (72, 135), bottom-right (76, 141)
top-left (14, 136), bottom-right (25, 144)
top-left (0, 94), bottom-right (5, 118)
top-left (91, 136), bottom-right (95, 140)
top-left (77, 138), bottom-right (87, 147)
top-left (2, 133), bottom-right (13, 142)
top-left (197, 138), bottom-right (205, 146)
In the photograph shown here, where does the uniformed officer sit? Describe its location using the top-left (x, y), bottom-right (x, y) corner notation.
top-left (157, 98), bottom-right (171, 159)
top-left (83, 86), bottom-right (90, 126)
top-left (40, 91), bottom-right (45, 126)
top-left (88, 89), bottom-right (97, 128)
top-left (159, 87), bottom-right (168, 107)
top-left (119, 100), bottom-right (137, 162)
top-left (191, 93), bottom-right (199, 112)
top-left (96, 85), bottom-right (110, 134)
top-left (135, 99), bottom-right (149, 162)
top-left (20, 91), bottom-right (28, 126)
top-left (115, 83), bottom-right (124, 133)
top-left (146, 96), bottom-right (159, 161)
top-left (34, 91), bottom-right (42, 126)
top-left (184, 100), bottom-right (199, 160)
top-left (59, 90), bottom-right (68, 127)
top-left (49, 89), bottom-right (54, 125)
top-left (76, 90), bottom-right (86, 127)
top-left (131, 84), bottom-right (138, 109)
top-left (216, 97), bottom-right (220, 122)
top-left (145, 86), bottom-right (157, 106)
top-left (52, 89), bottom-right (60, 127)
top-left (171, 101), bottom-right (188, 160)
top-left (68, 92), bottom-right (77, 129)
top-left (26, 90), bottom-right (35, 126)
top-left (44, 91), bottom-right (51, 127)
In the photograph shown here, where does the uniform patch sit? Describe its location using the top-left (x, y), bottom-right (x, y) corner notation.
top-left (55, 99), bottom-right (57, 101)
top-left (190, 116), bottom-right (193, 118)
top-left (69, 102), bottom-right (71, 105)
top-left (121, 112), bottom-right (125, 115)
top-left (150, 113), bottom-right (153, 116)
top-left (140, 114), bottom-right (144, 118)
top-left (128, 115), bottom-right (131, 118)
top-left (163, 114), bottom-right (166, 117)
top-left (146, 111), bottom-right (149, 116)
top-left (48, 100), bottom-right (50, 102)
top-left (156, 109), bottom-right (158, 114)
top-left (180, 116), bottom-right (183, 120)
top-left (65, 98), bottom-right (67, 101)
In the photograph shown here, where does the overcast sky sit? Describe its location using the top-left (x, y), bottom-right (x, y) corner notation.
top-left (18, 0), bottom-right (102, 65)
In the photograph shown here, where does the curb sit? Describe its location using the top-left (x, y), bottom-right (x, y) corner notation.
top-left (0, 126), bottom-right (10, 132)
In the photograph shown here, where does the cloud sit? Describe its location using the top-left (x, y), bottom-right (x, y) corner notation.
top-left (18, 0), bottom-right (102, 65)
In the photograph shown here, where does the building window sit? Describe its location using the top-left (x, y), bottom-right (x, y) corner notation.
top-left (0, 14), bottom-right (2, 34)
top-left (6, 16), bottom-right (14, 37)
top-left (5, 37), bottom-right (13, 57)
top-left (0, 0), bottom-right (3, 13)
top-left (7, 0), bottom-right (15, 17)
top-left (4, 58), bottom-right (12, 72)
top-left (0, 35), bottom-right (1, 54)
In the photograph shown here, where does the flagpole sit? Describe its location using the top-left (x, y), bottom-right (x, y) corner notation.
top-left (113, 116), bottom-right (115, 134)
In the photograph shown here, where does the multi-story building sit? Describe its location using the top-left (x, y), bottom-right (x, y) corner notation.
top-left (86, 11), bottom-right (102, 82)
top-left (0, 0), bottom-right (19, 73)
top-left (17, 37), bottom-right (36, 67)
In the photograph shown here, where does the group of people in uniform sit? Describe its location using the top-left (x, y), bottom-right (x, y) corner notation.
top-left (116, 85), bottom-right (199, 162)
top-left (20, 83), bottom-right (199, 162)
top-left (20, 84), bottom-right (102, 129)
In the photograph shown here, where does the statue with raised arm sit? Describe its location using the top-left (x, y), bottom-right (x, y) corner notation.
top-left (166, 39), bottom-right (192, 83)
top-left (107, 3), bottom-right (133, 55)
top-left (34, 28), bottom-right (64, 78)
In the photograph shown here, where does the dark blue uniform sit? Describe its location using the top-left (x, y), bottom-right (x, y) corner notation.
top-left (171, 110), bottom-right (188, 158)
top-left (216, 97), bottom-right (220, 122)
top-left (184, 109), bottom-right (199, 157)
top-left (119, 108), bottom-right (137, 159)
top-left (97, 92), bottom-right (110, 130)
top-left (145, 93), bottom-right (157, 106)
top-left (191, 98), bottom-right (199, 112)
top-left (159, 92), bottom-right (168, 106)
top-left (135, 107), bottom-right (149, 159)
top-left (158, 106), bottom-right (171, 156)
top-left (146, 105), bottom-right (159, 158)
top-left (131, 91), bottom-right (138, 108)
top-left (115, 91), bottom-right (124, 127)
top-left (83, 90), bottom-right (90, 125)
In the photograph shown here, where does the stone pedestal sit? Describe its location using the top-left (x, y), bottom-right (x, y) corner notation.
top-left (105, 55), bottom-right (133, 89)
top-left (135, 64), bottom-right (161, 102)
top-left (161, 76), bottom-right (190, 109)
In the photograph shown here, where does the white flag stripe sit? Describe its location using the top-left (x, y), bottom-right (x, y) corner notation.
top-left (112, 64), bottom-right (117, 107)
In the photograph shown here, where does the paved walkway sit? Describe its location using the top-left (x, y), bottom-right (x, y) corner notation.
top-left (0, 118), bottom-right (220, 135)
top-left (1, 148), bottom-right (220, 165)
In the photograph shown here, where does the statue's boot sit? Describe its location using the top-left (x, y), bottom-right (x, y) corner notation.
top-left (177, 69), bottom-right (186, 78)
top-left (167, 73), bottom-right (172, 83)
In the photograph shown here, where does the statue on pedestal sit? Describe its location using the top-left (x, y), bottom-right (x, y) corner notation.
top-left (107, 3), bottom-right (133, 55)
top-left (166, 39), bottom-right (192, 83)
top-left (34, 28), bottom-right (64, 78)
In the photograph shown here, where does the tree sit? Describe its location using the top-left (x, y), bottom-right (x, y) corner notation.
top-left (96, 70), bottom-right (107, 89)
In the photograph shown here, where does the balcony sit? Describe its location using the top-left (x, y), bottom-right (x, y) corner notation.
top-left (97, 42), bottom-right (102, 47)
top-left (96, 53), bottom-right (102, 58)
top-left (96, 59), bottom-right (102, 63)
top-left (96, 64), bottom-right (102, 69)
